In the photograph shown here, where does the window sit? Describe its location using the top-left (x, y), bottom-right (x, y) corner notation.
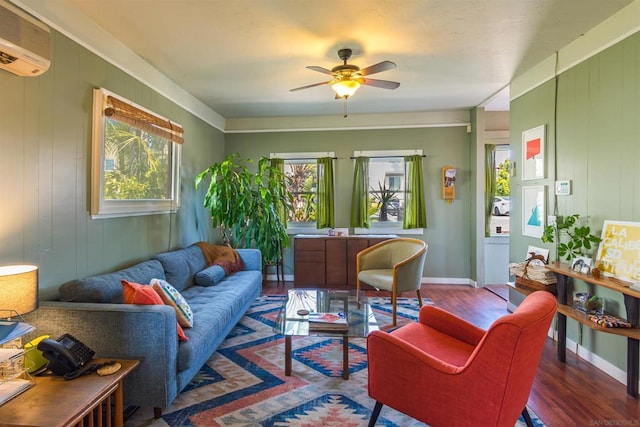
top-left (285, 159), bottom-right (317, 223)
top-left (352, 149), bottom-right (425, 234)
top-left (488, 145), bottom-right (511, 235)
top-left (271, 152), bottom-right (335, 232)
top-left (91, 88), bottom-right (182, 219)
top-left (369, 158), bottom-right (405, 223)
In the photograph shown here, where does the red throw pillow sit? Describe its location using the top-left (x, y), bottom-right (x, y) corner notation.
top-left (121, 280), bottom-right (188, 342)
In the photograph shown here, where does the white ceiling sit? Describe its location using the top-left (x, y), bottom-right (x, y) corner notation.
top-left (24, 0), bottom-right (636, 119)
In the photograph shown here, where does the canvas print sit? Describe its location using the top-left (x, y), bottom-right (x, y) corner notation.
top-left (595, 220), bottom-right (640, 281)
top-left (526, 245), bottom-right (549, 266)
top-left (522, 186), bottom-right (545, 238)
top-left (522, 125), bottom-right (545, 180)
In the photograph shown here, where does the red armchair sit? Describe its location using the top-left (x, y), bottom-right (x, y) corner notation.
top-left (367, 291), bottom-right (557, 427)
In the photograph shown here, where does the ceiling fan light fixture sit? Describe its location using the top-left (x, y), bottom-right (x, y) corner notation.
top-left (331, 79), bottom-right (360, 98)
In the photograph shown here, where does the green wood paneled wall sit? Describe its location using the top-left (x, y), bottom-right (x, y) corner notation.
top-left (225, 126), bottom-right (473, 279)
top-left (510, 32), bottom-right (640, 372)
top-left (0, 31), bottom-right (224, 299)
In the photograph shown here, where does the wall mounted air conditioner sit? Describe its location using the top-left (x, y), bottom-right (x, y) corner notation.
top-left (0, 0), bottom-right (50, 76)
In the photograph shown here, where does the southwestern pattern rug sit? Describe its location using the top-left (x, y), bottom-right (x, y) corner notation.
top-left (126, 295), bottom-right (545, 427)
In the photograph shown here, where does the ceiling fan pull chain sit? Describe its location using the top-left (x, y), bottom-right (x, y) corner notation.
top-left (344, 97), bottom-right (348, 118)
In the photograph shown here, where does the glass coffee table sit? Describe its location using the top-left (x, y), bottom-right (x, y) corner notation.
top-left (274, 288), bottom-right (379, 379)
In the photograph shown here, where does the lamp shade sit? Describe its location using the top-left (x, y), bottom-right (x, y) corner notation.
top-left (331, 79), bottom-right (360, 98)
top-left (0, 265), bottom-right (39, 315)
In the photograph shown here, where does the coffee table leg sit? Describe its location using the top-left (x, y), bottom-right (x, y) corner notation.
top-left (285, 336), bottom-right (292, 376)
top-left (343, 336), bottom-right (349, 380)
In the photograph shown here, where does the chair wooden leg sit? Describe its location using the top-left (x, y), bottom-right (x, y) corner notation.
top-left (153, 407), bottom-right (162, 419)
top-left (368, 401), bottom-right (383, 427)
top-left (392, 290), bottom-right (397, 326)
top-left (521, 407), bottom-right (534, 427)
top-left (416, 289), bottom-right (423, 307)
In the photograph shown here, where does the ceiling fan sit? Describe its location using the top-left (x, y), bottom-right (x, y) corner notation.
top-left (290, 48), bottom-right (400, 100)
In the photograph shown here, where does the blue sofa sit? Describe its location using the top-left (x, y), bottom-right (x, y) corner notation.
top-left (24, 244), bottom-right (262, 415)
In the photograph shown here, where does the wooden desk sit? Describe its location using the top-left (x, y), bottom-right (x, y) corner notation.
top-left (0, 359), bottom-right (138, 426)
top-left (544, 262), bottom-right (640, 398)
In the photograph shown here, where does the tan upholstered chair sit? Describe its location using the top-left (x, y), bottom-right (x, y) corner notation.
top-left (356, 238), bottom-right (428, 326)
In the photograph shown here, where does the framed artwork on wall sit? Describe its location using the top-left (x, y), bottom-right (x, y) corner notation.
top-left (522, 125), bottom-right (545, 180)
top-left (522, 186), bottom-right (545, 238)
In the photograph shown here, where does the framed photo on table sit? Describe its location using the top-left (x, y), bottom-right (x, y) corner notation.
top-left (522, 125), bottom-right (545, 180)
top-left (522, 186), bottom-right (545, 238)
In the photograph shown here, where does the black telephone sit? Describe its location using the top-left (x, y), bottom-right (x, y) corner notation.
top-left (37, 333), bottom-right (95, 376)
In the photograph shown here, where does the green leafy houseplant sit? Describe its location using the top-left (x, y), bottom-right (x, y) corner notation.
top-left (195, 154), bottom-right (293, 264)
top-left (541, 214), bottom-right (601, 262)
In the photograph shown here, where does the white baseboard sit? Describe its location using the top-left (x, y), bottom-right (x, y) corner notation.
top-left (421, 277), bottom-right (476, 286)
top-left (267, 276), bottom-right (477, 286)
top-left (547, 329), bottom-right (633, 390)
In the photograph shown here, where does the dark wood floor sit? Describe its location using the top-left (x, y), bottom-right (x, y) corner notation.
top-left (262, 281), bottom-right (640, 426)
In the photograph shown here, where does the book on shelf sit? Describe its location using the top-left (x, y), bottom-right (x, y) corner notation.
top-left (308, 312), bottom-right (348, 331)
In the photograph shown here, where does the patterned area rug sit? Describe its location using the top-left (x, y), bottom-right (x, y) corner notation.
top-left (125, 295), bottom-right (545, 426)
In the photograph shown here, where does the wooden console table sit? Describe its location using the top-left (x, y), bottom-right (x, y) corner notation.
top-left (0, 358), bottom-right (138, 426)
top-left (545, 262), bottom-right (639, 397)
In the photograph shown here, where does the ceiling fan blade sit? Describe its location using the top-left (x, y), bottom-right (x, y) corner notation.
top-left (290, 81), bottom-right (331, 92)
top-left (361, 78), bottom-right (400, 90)
top-left (306, 66), bottom-right (334, 75)
top-left (360, 60), bottom-right (397, 76)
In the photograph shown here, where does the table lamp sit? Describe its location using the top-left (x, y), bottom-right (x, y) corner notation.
top-left (0, 265), bottom-right (39, 316)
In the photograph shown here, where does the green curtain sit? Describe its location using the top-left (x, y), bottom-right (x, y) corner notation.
top-left (316, 157), bottom-right (335, 229)
top-left (403, 155), bottom-right (427, 229)
top-left (484, 145), bottom-right (497, 236)
top-left (269, 158), bottom-right (287, 223)
top-left (350, 157), bottom-right (370, 228)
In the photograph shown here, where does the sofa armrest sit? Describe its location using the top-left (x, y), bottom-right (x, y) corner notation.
top-left (24, 301), bottom-right (180, 410)
top-left (238, 248), bottom-right (262, 271)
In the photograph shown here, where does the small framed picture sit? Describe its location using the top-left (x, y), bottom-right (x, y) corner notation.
top-left (571, 256), bottom-right (592, 274)
top-left (522, 125), bottom-right (545, 180)
top-left (522, 186), bottom-right (546, 238)
top-left (526, 246), bottom-right (549, 266)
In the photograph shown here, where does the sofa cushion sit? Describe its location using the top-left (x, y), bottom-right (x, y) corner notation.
top-left (153, 245), bottom-right (207, 292)
top-left (176, 270), bottom-right (262, 372)
top-left (122, 279), bottom-right (188, 342)
top-left (151, 278), bottom-right (194, 328)
top-left (58, 260), bottom-right (165, 303)
top-left (194, 265), bottom-right (226, 287)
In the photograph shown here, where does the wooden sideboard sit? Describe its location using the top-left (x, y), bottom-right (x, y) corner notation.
top-left (293, 235), bottom-right (396, 288)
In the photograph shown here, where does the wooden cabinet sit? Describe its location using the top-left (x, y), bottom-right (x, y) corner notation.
top-left (294, 235), bottom-right (395, 288)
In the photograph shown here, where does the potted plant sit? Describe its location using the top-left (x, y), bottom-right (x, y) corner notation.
top-left (195, 154), bottom-right (293, 264)
top-left (370, 181), bottom-right (398, 222)
top-left (541, 214), bottom-right (601, 263)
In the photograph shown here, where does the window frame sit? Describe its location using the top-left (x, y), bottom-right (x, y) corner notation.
top-left (353, 149), bottom-right (423, 235)
top-left (91, 88), bottom-right (181, 219)
top-left (271, 151), bottom-right (334, 234)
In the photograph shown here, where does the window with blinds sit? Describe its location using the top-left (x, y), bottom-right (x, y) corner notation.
top-left (91, 88), bottom-right (182, 218)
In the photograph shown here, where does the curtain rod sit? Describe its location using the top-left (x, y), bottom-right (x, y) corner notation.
top-left (349, 155), bottom-right (426, 159)
top-left (274, 157), bottom-right (338, 161)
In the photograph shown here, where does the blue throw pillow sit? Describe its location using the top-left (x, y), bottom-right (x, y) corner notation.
top-left (194, 265), bottom-right (226, 286)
